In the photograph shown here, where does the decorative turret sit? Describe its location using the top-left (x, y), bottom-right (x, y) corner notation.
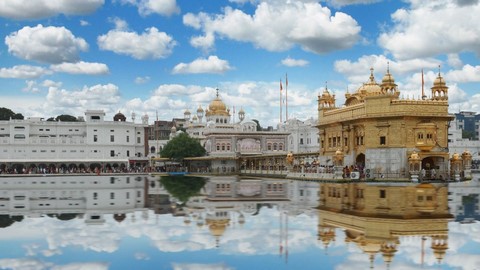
top-left (141, 113), bottom-right (149, 125)
top-left (431, 66), bottom-right (448, 101)
top-left (431, 235), bottom-right (448, 264)
top-left (380, 63), bottom-right (399, 97)
top-left (462, 150), bottom-right (473, 179)
top-left (238, 107), bottom-right (245, 122)
top-left (196, 105), bottom-right (204, 123)
top-left (184, 109), bottom-right (191, 122)
top-left (318, 84), bottom-right (336, 109)
top-left (113, 111), bottom-right (126, 122)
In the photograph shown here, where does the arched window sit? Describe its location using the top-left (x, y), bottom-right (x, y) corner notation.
top-left (222, 144), bottom-right (225, 151)
top-left (279, 143), bottom-right (283, 150)
top-left (227, 144), bottom-right (231, 151)
top-left (267, 143), bottom-right (272, 151)
top-left (273, 143), bottom-right (278, 151)
top-left (216, 144), bottom-right (220, 151)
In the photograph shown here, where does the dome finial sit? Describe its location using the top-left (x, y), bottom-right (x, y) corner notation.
top-left (438, 65), bottom-right (441, 76)
top-left (387, 61), bottom-right (390, 73)
top-left (369, 67), bottom-right (375, 82)
top-left (216, 88), bottom-right (219, 98)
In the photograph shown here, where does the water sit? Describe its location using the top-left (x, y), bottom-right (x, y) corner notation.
top-left (0, 175), bottom-right (479, 270)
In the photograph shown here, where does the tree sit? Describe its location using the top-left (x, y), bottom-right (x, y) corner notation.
top-left (462, 130), bottom-right (475, 140)
top-left (0, 107), bottom-right (23, 120)
top-left (56, 114), bottom-right (78, 122)
top-left (12, 113), bottom-right (24, 120)
top-left (160, 176), bottom-right (207, 203)
top-left (160, 132), bottom-right (206, 161)
top-left (252, 119), bottom-right (262, 131)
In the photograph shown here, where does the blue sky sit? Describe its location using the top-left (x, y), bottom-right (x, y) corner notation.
top-left (0, 0), bottom-right (479, 127)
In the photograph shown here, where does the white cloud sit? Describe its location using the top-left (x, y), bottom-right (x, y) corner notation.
top-left (109, 17), bottom-right (129, 30)
top-left (51, 262), bottom-right (109, 270)
top-left (45, 84), bottom-right (121, 116)
top-left (115, 0), bottom-right (180, 16)
top-left (23, 80), bottom-right (41, 93)
top-left (172, 263), bottom-right (234, 270)
top-left (0, 0), bottom-right (104, 20)
top-left (42, 80), bottom-right (62, 88)
top-left (97, 27), bottom-right (176, 60)
top-left (334, 54), bottom-right (441, 84)
top-left (447, 53), bottom-right (463, 68)
top-left (138, 0), bottom-right (180, 16)
top-left (378, 1), bottom-right (480, 60)
top-left (183, 2), bottom-right (360, 54)
top-left (0, 65), bottom-right (50, 79)
top-left (5, 24), bottom-right (88, 64)
top-left (172, 56), bottom-right (232, 74)
top-left (153, 84), bottom-right (204, 96)
top-left (0, 258), bottom-right (52, 270)
top-left (80, 20), bottom-right (90, 26)
top-left (135, 76), bottom-right (150, 84)
top-left (50, 61), bottom-right (109, 75)
top-left (446, 64), bottom-right (480, 83)
top-left (281, 57), bottom-right (309, 67)
top-left (189, 32), bottom-right (215, 53)
top-left (324, 0), bottom-right (382, 8)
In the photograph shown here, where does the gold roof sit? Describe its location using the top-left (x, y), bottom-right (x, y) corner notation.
top-left (359, 68), bottom-right (381, 94)
top-left (206, 88), bottom-right (230, 117)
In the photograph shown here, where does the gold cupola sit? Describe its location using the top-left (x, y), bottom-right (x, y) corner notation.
top-left (431, 66), bottom-right (448, 101)
top-left (206, 88), bottom-right (230, 117)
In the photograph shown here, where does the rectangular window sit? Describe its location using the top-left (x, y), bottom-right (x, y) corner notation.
top-left (126, 136), bottom-right (129, 143)
top-left (110, 150), bottom-right (115, 157)
top-left (379, 189), bottom-right (386, 198)
top-left (137, 137), bottom-right (141, 143)
top-left (127, 150), bottom-right (130, 157)
top-left (110, 135), bottom-right (114, 142)
top-left (380, 136), bottom-right (386, 145)
top-left (93, 135), bottom-right (98, 142)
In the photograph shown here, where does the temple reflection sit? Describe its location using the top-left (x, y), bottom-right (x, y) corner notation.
top-left (317, 182), bottom-right (453, 269)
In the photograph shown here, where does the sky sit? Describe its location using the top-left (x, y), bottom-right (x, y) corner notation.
top-left (0, 0), bottom-right (479, 127)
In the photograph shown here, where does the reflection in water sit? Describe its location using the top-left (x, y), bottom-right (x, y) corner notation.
top-left (317, 182), bottom-right (452, 269)
top-left (0, 175), bottom-right (479, 269)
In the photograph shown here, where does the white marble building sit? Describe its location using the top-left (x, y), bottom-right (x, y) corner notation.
top-left (278, 117), bottom-right (319, 154)
top-left (0, 175), bottom-right (148, 225)
top-left (0, 110), bottom-right (149, 173)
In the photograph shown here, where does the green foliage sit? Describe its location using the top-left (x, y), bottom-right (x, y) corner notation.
top-left (55, 114), bottom-right (78, 122)
top-left (160, 132), bottom-right (206, 161)
top-left (462, 130), bottom-right (475, 139)
top-left (252, 119), bottom-right (262, 131)
top-left (0, 107), bottom-right (23, 120)
top-left (160, 176), bottom-right (207, 203)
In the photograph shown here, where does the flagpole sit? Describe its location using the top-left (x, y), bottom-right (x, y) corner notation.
top-left (285, 73), bottom-right (288, 122)
top-left (280, 79), bottom-right (283, 124)
top-left (421, 69), bottom-right (426, 100)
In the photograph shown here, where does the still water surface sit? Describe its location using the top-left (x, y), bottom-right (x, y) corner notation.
top-left (0, 175), bottom-right (479, 270)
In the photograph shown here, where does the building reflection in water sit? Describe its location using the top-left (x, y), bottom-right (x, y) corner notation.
top-left (1, 174), bottom-right (479, 269)
top-left (0, 175), bottom-right (149, 226)
top-left (317, 182), bottom-right (453, 269)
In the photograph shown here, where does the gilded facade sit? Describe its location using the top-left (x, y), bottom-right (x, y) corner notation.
top-left (317, 68), bottom-right (453, 180)
top-left (317, 182), bottom-right (452, 268)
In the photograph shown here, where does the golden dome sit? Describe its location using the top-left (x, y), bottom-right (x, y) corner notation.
top-left (462, 150), bottom-right (472, 158)
top-left (358, 68), bottom-right (381, 94)
top-left (433, 73), bottom-right (446, 87)
top-left (452, 152), bottom-right (460, 160)
top-left (206, 88), bottom-right (230, 117)
top-left (197, 105), bottom-right (204, 113)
